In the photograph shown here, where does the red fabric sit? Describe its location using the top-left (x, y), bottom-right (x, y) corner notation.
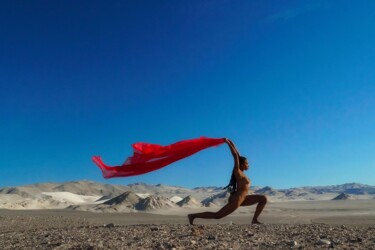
top-left (92, 137), bottom-right (226, 178)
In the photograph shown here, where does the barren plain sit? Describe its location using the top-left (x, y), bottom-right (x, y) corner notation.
top-left (1, 200), bottom-right (375, 249)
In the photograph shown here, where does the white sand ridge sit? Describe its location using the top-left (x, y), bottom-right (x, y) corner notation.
top-left (169, 195), bottom-right (183, 203)
top-left (41, 192), bottom-right (101, 204)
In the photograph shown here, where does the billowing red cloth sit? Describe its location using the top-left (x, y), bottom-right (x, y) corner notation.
top-left (92, 137), bottom-right (225, 178)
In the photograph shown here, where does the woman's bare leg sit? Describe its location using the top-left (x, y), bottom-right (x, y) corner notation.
top-left (240, 194), bottom-right (267, 224)
top-left (188, 202), bottom-right (239, 225)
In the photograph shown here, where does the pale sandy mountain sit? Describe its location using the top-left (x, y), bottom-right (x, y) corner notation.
top-left (104, 191), bottom-right (141, 207)
top-left (0, 195), bottom-right (66, 209)
top-left (136, 193), bottom-right (151, 198)
top-left (95, 194), bottom-right (115, 202)
top-left (255, 186), bottom-right (282, 196)
top-left (339, 183), bottom-right (373, 194)
top-left (135, 195), bottom-right (177, 211)
top-left (1, 181), bottom-right (375, 211)
top-left (169, 195), bottom-right (183, 203)
top-left (176, 195), bottom-right (202, 208)
top-left (1, 191), bottom-right (102, 210)
top-left (0, 187), bottom-right (34, 198)
top-left (51, 180), bottom-right (128, 196)
top-left (0, 183), bottom-right (59, 198)
top-left (41, 192), bottom-right (100, 204)
top-left (129, 183), bottom-right (195, 198)
top-left (303, 183), bottom-right (375, 195)
top-left (192, 186), bottom-right (223, 193)
top-left (0, 180), bottom-right (128, 198)
top-left (201, 191), bottom-right (230, 207)
top-left (66, 191), bottom-right (141, 213)
top-left (283, 188), bottom-right (308, 196)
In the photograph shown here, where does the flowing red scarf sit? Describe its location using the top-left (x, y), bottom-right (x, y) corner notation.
top-left (92, 137), bottom-right (225, 178)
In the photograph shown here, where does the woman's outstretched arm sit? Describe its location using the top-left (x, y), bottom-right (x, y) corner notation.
top-left (225, 138), bottom-right (240, 170)
top-left (227, 139), bottom-right (240, 156)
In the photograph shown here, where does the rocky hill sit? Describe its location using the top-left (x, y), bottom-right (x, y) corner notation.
top-left (332, 193), bottom-right (352, 200)
top-left (176, 195), bottom-right (202, 208)
top-left (201, 191), bottom-right (231, 207)
top-left (103, 191), bottom-right (141, 206)
top-left (135, 195), bottom-right (177, 211)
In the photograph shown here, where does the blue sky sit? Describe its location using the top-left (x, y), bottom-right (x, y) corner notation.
top-left (1, 0), bottom-right (375, 189)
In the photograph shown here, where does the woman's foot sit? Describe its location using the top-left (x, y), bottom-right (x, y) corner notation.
top-left (188, 214), bottom-right (195, 225)
top-left (251, 219), bottom-right (262, 225)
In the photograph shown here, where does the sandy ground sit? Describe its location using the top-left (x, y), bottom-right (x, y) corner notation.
top-left (1, 200), bottom-right (375, 249)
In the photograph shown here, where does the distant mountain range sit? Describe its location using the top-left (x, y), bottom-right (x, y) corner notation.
top-left (0, 181), bottom-right (374, 212)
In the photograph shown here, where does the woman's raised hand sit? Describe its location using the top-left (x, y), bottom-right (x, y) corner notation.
top-left (225, 138), bottom-right (240, 156)
top-left (224, 138), bottom-right (233, 144)
top-left (226, 138), bottom-right (236, 148)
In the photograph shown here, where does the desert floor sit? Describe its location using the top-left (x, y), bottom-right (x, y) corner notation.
top-left (1, 200), bottom-right (375, 249)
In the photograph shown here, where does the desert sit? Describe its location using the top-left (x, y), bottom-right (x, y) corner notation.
top-left (3, 1), bottom-right (375, 249)
top-left (1, 181), bottom-right (375, 249)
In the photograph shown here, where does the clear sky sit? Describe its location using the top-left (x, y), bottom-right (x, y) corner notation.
top-left (1, 0), bottom-right (375, 189)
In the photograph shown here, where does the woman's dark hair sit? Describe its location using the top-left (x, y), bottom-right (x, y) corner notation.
top-left (224, 156), bottom-right (247, 193)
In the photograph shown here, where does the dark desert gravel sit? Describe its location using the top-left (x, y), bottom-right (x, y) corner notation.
top-left (1, 213), bottom-right (375, 249)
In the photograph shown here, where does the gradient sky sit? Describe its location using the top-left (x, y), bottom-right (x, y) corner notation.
top-left (1, 0), bottom-right (375, 189)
